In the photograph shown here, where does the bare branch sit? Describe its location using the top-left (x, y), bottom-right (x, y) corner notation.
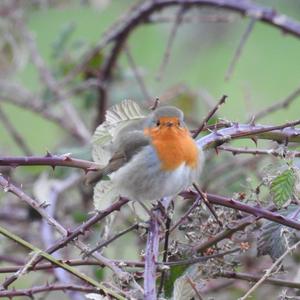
top-left (124, 44), bottom-right (152, 101)
top-left (193, 95), bottom-right (227, 138)
top-left (193, 183), bottom-right (222, 226)
top-left (84, 223), bottom-right (140, 257)
top-left (0, 283), bottom-right (101, 298)
top-left (169, 196), bottom-right (201, 234)
top-left (0, 105), bottom-right (32, 155)
top-left (156, 5), bottom-right (186, 81)
top-left (250, 84), bottom-right (300, 122)
top-left (181, 191), bottom-right (300, 231)
top-left (217, 270), bottom-right (300, 289)
top-left (18, 21), bottom-right (91, 142)
top-left (217, 145), bottom-right (300, 157)
top-left (225, 18), bottom-right (256, 81)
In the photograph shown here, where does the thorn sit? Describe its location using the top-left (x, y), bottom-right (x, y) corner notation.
top-left (45, 150), bottom-right (52, 157)
top-left (284, 137), bottom-right (289, 146)
top-left (62, 153), bottom-right (72, 161)
top-left (251, 137), bottom-right (258, 146)
top-left (150, 97), bottom-right (160, 110)
top-left (249, 116), bottom-right (256, 126)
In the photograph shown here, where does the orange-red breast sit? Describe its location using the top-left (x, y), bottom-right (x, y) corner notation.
top-left (90, 105), bottom-right (204, 202)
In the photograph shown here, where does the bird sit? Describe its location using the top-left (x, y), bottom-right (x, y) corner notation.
top-left (88, 104), bottom-right (204, 203)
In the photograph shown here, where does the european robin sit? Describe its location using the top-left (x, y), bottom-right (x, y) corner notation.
top-left (89, 105), bottom-right (204, 202)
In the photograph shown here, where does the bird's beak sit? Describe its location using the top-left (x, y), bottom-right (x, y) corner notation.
top-left (166, 122), bottom-right (173, 127)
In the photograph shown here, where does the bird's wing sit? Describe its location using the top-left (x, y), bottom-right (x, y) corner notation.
top-left (104, 130), bottom-right (150, 175)
top-left (86, 130), bottom-right (150, 184)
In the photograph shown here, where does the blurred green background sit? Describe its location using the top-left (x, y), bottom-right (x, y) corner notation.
top-left (1, 0), bottom-right (300, 155)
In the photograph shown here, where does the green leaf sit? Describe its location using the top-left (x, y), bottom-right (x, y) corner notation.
top-left (172, 265), bottom-right (205, 300)
top-left (87, 51), bottom-right (104, 69)
top-left (52, 22), bottom-right (76, 59)
top-left (72, 211), bottom-right (88, 223)
top-left (270, 168), bottom-right (295, 208)
top-left (258, 204), bottom-right (300, 260)
top-left (164, 265), bottom-right (187, 298)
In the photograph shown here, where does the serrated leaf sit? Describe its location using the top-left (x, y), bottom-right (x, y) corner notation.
top-left (258, 204), bottom-right (300, 260)
top-left (93, 180), bottom-right (119, 211)
top-left (172, 265), bottom-right (204, 300)
top-left (86, 294), bottom-right (109, 300)
top-left (295, 168), bottom-right (300, 197)
top-left (33, 173), bottom-right (54, 207)
top-left (270, 169), bottom-right (295, 208)
top-left (91, 99), bottom-right (145, 166)
top-left (165, 265), bottom-right (187, 298)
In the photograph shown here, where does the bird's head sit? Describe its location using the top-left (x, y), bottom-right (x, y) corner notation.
top-left (145, 106), bottom-right (185, 130)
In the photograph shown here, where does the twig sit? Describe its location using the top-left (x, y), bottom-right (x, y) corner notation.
top-left (193, 94), bottom-right (227, 138)
top-left (19, 21), bottom-right (91, 142)
top-left (217, 145), bottom-right (300, 157)
top-left (250, 84), bottom-right (300, 122)
top-left (239, 240), bottom-right (300, 300)
top-left (193, 183), bottom-right (222, 226)
top-left (203, 156), bottom-right (259, 190)
top-left (169, 195), bottom-right (201, 234)
top-left (148, 14), bottom-right (236, 24)
top-left (197, 119), bottom-right (300, 149)
top-left (217, 270), bottom-right (300, 289)
top-left (84, 223), bottom-right (140, 257)
top-left (225, 18), bottom-right (256, 81)
top-left (0, 105), bottom-right (32, 155)
top-left (164, 248), bottom-right (240, 267)
top-left (156, 5), bottom-right (186, 81)
top-left (180, 190), bottom-right (300, 231)
top-left (192, 215), bottom-right (258, 253)
top-left (124, 44), bottom-right (152, 101)
top-left (186, 276), bottom-right (204, 300)
top-left (0, 283), bottom-right (101, 298)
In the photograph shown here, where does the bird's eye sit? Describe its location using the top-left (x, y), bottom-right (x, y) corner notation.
top-left (156, 120), bottom-right (160, 126)
top-left (177, 121), bottom-right (181, 126)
